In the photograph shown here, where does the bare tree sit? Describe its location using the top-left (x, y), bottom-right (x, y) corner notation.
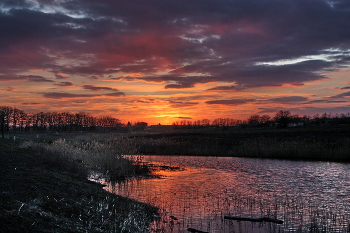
top-left (0, 110), bottom-right (4, 138)
top-left (274, 110), bottom-right (291, 128)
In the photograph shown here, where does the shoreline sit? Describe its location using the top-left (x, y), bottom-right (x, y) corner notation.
top-left (0, 138), bottom-right (157, 233)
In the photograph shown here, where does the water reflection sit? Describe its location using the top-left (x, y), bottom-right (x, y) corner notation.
top-left (102, 156), bottom-right (350, 233)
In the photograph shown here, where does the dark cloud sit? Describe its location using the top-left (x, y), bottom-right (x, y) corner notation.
top-left (165, 83), bottom-right (195, 89)
top-left (24, 75), bottom-right (54, 82)
top-left (42, 91), bottom-right (125, 98)
top-left (308, 99), bottom-right (348, 104)
top-left (206, 99), bottom-right (254, 106)
top-left (1, 0), bottom-right (350, 89)
top-left (105, 92), bottom-right (125, 97)
top-left (55, 74), bottom-right (69, 79)
top-left (82, 84), bottom-right (116, 91)
top-left (0, 75), bottom-right (53, 82)
top-left (176, 117), bottom-right (193, 120)
top-left (22, 103), bottom-right (41, 105)
top-left (54, 82), bottom-right (74, 87)
top-left (331, 91), bottom-right (350, 98)
top-left (208, 85), bottom-right (242, 91)
top-left (268, 96), bottom-right (308, 104)
top-left (42, 92), bottom-right (99, 99)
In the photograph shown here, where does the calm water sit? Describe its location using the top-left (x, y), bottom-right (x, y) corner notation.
top-left (102, 156), bottom-right (350, 233)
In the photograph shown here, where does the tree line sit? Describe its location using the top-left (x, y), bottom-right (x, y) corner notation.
top-left (172, 110), bottom-right (350, 128)
top-left (0, 106), bottom-right (122, 134)
top-left (1, 106), bottom-right (350, 137)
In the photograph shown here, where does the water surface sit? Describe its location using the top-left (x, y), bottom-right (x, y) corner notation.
top-left (103, 156), bottom-right (350, 232)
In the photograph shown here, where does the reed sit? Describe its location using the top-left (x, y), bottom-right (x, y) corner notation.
top-left (21, 134), bottom-right (150, 179)
top-left (1, 137), bottom-right (157, 233)
top-left (133, 136), bottom-right (350, 161)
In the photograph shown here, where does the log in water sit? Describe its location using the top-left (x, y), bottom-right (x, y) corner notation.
top-left (224, 216), bottom-right (283, 224)
top-left (187, 228), bottom-right (209, 233)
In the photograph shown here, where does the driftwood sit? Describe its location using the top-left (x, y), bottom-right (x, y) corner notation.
top-left (187, 228), bottom-right (209, 233)
top-left (224, 216), bottom-right (283, 224)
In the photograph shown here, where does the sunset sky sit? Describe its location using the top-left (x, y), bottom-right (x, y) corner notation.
top-left (1, 0), bottom-right (350, 125)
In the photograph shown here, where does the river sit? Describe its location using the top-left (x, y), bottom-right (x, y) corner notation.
top-left (101, 156), bottom-right (350, 233)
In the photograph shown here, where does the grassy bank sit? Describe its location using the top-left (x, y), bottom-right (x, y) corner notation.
top-left (0, 138), bottom-right (157, 233)
top-left (20, 133), bottom-right (150, 179)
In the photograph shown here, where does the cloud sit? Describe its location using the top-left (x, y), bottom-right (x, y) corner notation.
top-left (42, 92), bottom-right (99, 99)
top-left (331, 91), bottom-right (350, 98)
top-left (42, 91), bottom-right (125, 99)
top-left (1, 0), bottom-right (350, 122)
top-left (207, 85), bottom-right (242, 91)
top-left (308, 99), bottom-right (348, 104)
top-left (82, 84), bottom-right (117, 91)
top-left (2, 0), bottom-right (349, 89)
top-left (54, 81), bottom-right (74, 87)
top-left (55, 74), bottom-right (69, 79)
top-left (165, 83), bottom-right (195, 89)
top-left (268, 96), bottom-right (308, 104)
top-left (205, 98), bottom-right (254, 106)
top-left (176, 117), bottom-right (193, 119)
top-left (105, 92), bottom-right (125, 97)
top-left (0, 75), bottom-right (53, 82)
top-left (22, 102), bottom-right (42, 105)
top-left (25, 75), bottom-right (54, 82)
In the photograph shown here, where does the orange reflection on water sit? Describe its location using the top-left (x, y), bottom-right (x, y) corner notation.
top-left (103, 163), bottom-right (269, 233)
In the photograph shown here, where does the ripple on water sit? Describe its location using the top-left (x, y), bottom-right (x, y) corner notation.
top-left (103, 156), bottom-right (350, 233)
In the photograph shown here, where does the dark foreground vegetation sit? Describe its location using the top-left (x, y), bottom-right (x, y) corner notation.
top-left (0, 137), bottom-right (157, 233)
top-left (134, 125), bottom-right (350, 162)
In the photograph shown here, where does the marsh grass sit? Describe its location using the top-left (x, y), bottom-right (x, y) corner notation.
top-left (21, 134), bottom-right (150, 179)
top-left (133, 135), bottom-right (350, 161)
top-left (11, 194), bottom-right (156, 233)
top-left (0, 137), bottom-right (157, 233)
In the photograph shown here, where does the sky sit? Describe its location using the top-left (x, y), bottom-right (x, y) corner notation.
top-left (1, 0), bottom-right (350, 125)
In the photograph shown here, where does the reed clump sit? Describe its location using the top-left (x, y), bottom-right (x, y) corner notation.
top-left (1, 138), bottom-right (157, 233)
top-left (21, 134), bottom-right (150, 179)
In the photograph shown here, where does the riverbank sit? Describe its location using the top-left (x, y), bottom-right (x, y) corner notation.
top-left (0, 138), bottom-right (157, 233)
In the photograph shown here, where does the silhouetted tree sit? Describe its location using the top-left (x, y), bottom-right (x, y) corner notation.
top-left (248, 115), bottom-right (260, 126)
top-left (0, 106), bottom-right (12, 131)
top-left (274, 110), bottom-right (291, 128)
top-left (0, 110), bottom-right (4, 138)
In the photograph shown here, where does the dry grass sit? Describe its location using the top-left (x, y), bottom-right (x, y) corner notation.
top-left (0, 137), bottom-right (157, 233)
top-left (21, 134), bottom-right (150, 179)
